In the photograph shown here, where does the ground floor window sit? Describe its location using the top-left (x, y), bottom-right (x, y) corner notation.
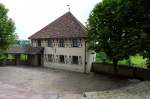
top-left (72, 56), bottom-right (79, 64)
top-left (59, 55), bottom-right (65, 63)
top-left (48, 54), bottom-right (52, 62)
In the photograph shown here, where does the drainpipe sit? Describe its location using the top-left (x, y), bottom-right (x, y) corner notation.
top-left (84, 40), bottom-right (87, 73)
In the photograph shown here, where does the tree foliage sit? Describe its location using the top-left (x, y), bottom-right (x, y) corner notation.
top-left (87, 0), bottom-right (150, 72)
top-left (16, 40), bottom-right (31, 47)
top-left (0, 3), bottom-right (16, 51)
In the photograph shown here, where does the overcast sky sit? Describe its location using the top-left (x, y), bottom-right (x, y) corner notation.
top-left (0, 0), bottom-right (100, 40)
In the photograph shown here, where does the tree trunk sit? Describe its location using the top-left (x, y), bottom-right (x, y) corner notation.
top-left (113, 58), bottom-right (118, 75)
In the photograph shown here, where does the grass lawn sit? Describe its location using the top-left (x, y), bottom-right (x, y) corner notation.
top-left (20, 54), bottom-right (28, 61)
top-left (7, 54), bottom-right (28, 61)
top-left (96, 53), bottom-right (147, 69)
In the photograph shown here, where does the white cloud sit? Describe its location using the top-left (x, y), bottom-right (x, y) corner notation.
top-left (0, 0), bottom-right (100, 39)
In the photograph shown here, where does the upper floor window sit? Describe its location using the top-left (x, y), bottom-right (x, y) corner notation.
top-left (48, 39), bottom-right (52, 47)
top-left (37, 40), bottom-right (41, 47)
top-left (73, 39), bottom-right (79, 47)
top-left (59, 39), bottom-right (64, 47)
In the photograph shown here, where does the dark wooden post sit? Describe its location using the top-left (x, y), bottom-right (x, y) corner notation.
top-left (15, 54), bottom-right (20, 65)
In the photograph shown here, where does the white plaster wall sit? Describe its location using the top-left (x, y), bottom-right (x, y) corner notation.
top-left (86, 50), bottom-right (96, 73)
top-left (31, 39), bottom-right (95, 73)
top-left (44, 62), bottom-right (85, 72)
top-left (43, 40), bottom-right (86, 73)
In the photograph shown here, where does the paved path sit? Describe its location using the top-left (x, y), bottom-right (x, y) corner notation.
top-left (0, 66), bottom-right (147, 99)
top-left (85, 81), bottom-right (150, 99)
top-left (0, 80), bottom-right (150, 99)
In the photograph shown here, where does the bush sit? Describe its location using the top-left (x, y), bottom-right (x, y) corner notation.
top-left (96, 52), bottom-right (109, 63)
top-left (96, 53), bottom-right (147, 69)
top-left (0, 53), bottom-right (6, 65)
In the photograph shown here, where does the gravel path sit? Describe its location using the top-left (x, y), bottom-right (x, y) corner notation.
top-left (0, 66), bottom-right (141, 99)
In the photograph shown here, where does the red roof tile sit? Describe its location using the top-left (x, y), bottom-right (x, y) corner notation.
top-left (28, 12), bottom-right (87, 39)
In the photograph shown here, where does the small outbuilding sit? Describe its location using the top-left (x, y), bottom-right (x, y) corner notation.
top-left (4, 47), bottom-right (44, 66)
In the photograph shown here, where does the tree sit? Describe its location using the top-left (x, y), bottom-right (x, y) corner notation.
top-left (16, 40), bottom-right (31, 47)
top-left (0, 3), bottom-right (16, 63)
top-left (87, 0), bottom-right (150, 74)
top-left (0, 3), bottom-right (16, 51)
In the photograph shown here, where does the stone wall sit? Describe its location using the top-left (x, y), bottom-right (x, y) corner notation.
top-left (92, 63), bottom-right (150, 80)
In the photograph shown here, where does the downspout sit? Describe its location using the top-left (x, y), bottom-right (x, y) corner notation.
top-left (84, 40), bottom-right (87, 73)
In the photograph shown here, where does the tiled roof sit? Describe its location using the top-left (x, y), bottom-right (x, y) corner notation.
top-left (28, 12), bottom-right (87, 39)
top-left (5, 46), bottom-right (44, 54)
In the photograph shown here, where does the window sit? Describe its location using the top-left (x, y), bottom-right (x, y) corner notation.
top-left (48, 39), bottom-right (52, 47)
top-left (59, 55), bottom-right (65, 63)
top-left (59, 39), bottom-right (64, 47)
top-left (37, 40), bottom-right (41, 47)
top-left (73, 39), bottom-right (79, 47)
top-left (48, 54), bottom-right (52, 62)
top-left (72, 56), bottom-right (79, 64)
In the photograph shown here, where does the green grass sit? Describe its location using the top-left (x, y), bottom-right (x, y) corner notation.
top-left (96, 53), bottom-right (147, 69)
top-left (7, 54), bottom-right (15, 60)
top-left (20, 54), bottom-right (28, 61)
top-left (7, 54), bottom-right (28, 61)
